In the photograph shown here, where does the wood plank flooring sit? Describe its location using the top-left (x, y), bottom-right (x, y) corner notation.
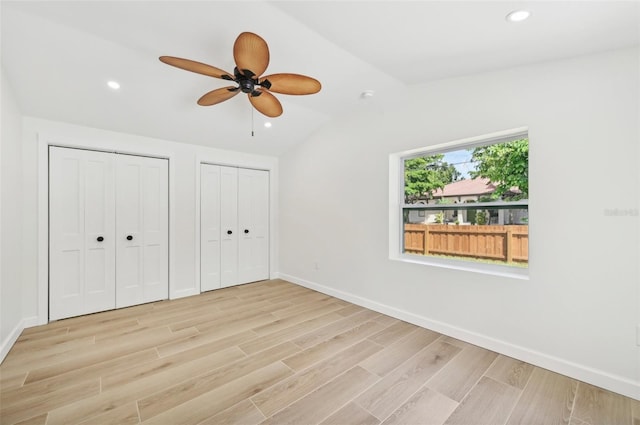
top-left (0, 279), bottom-right (637, 425)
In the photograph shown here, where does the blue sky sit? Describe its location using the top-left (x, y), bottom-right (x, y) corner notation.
top-left (443, 149), bottom-right (477, 179)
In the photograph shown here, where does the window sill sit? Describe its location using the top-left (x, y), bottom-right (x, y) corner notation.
top-left (392, 253), bottom-right (530, 280)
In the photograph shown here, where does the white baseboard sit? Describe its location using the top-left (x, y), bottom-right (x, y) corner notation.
top-left (277, 272), bottom-right (640, 401)
top-left (170, 288), bottom-right (200, 300)
top-left (0, 316), bottom-right (39, 364)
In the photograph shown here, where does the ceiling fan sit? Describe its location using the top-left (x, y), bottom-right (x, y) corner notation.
top-left (159, 32), bottom-right (321, 118)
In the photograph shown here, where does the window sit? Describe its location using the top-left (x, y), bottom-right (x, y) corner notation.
top-left (390, 129), bottom-right (529, 277)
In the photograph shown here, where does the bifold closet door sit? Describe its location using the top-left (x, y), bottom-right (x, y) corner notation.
top-left (50, 147), bottom-right (168, 320)
top-left (115, 155), bottom-right (169, 308)
top-left (201, 164), bottom-right (238, 290)
top-left (200, 164), bottom-right (222, 291)
top-left (49, 147), bottom-right (116, 321)
top-left (237, 168), bottom-right (269, 284)
top-left (200, 164), bottom-right (269, 291)
top-left (219, 166), bottom-right (239, 288)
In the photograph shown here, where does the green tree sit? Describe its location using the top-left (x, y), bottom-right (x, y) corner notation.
top-left (470, 139), bottom-right (528, 199)
top-left (442, 163), bottom-right (462, 183)
top-left (404, 154), bottom-right (457, 203)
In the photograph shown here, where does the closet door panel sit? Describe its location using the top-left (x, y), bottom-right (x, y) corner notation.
top-left (53, 154), bottom-right (84, 302)
top-left (115, 155), bottom-right (168, 308)
top-left (49, 147), bottom-right (115, 320)
top-left (200, 164), bottom-right (221, 291)
top-left (220, 166), bottom-right (238, 288)
top-left (84, 157), bottom-right (116, 295)
top-left (141, 160), bottom-right (168, 302)
top-left (115, 159), bottom-right (143, 307)
top-left (238, 168), bottom-right (269, 284)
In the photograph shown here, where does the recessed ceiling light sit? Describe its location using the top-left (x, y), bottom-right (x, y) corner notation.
top-left (107, 80), bottom-right (120, 90)
top-left (264, 122), bottom-right (272, 128)
top-left (360, 90), bottom-right (375, 99)
top-left (506, 10), bottom-right (530, 23)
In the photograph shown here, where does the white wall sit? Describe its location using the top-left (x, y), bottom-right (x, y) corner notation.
top-left (1, 68), bottom-right (27, 360)
top-left (278, 47), bottom-right (640, 399)
top-left (19, 117), bottom-right (279, 327)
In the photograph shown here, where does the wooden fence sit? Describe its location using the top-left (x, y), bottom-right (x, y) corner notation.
top-left (404, 224), bottom-right (529, 263)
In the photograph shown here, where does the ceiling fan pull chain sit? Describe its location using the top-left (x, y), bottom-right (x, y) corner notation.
top-left (251, 106), bottom-right (255, 137)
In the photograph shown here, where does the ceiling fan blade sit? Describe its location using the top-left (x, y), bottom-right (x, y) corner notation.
top-left (233, 32), bottom-right (269, 78)
top-left (260, 73), bottom-right (322, 95)
top-left (249, 89), bottom-right (283, 117)
top-left (159, 56), bottom-right (234, 80)
top-left (197, 86), bottom-right (240, 106)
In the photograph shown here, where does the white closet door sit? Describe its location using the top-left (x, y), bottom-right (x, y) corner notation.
top-left (115, 155), bottom-right (168, 308)
top-left (49, 147), bottom-right (115, 320)
top-left (238, 168), bottom-right (269, 284)
top-left (220, 166), bottom-right (238, 288)
top-left (200, 164), bottom-right (221, 291)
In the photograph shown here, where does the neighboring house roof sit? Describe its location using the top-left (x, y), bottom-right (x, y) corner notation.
top-left (432, 178), bottom-right (496, 197)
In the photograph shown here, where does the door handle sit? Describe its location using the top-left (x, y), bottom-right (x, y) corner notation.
top-left (244, 229), bottom-right (249, 234)
top-left (126, 235), bottom-right (133, 241)
top-left (227, 230), bottom-right (233, 235)
top-left (97, 236), bottom-right (104, 242)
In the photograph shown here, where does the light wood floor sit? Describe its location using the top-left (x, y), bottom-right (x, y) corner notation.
top-left (1, 279), bottom-right (637, 425)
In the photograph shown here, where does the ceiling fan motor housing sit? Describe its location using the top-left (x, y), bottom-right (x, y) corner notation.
top-left (233, 67), bottom-right (256, 94)
top-left (233, 67), bottom-right (271, 96)
top-left (239, 78), bottom-right (254, 93)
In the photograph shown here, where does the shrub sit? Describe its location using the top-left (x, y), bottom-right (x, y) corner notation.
top-left (476, 210), bottom-right (488, 225)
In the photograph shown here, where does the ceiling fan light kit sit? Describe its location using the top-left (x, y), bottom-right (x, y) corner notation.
top-left (160, 32), bottom-right (321, 118)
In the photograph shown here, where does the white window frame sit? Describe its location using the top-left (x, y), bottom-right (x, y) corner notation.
top-left (389, 127), bottom-right (530, 280)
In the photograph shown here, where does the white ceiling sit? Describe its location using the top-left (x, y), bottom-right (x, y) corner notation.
top-left (2, 1), bottom-right (638, 156)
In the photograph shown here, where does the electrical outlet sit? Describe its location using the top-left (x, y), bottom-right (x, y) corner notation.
top-left (313, 261), bottom-right (319, 270)
top-left (637, 324), bottom-right (640, 346)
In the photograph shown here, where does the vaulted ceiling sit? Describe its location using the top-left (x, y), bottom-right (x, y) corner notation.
top-left (2, 1), bottom-right (638, 155)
